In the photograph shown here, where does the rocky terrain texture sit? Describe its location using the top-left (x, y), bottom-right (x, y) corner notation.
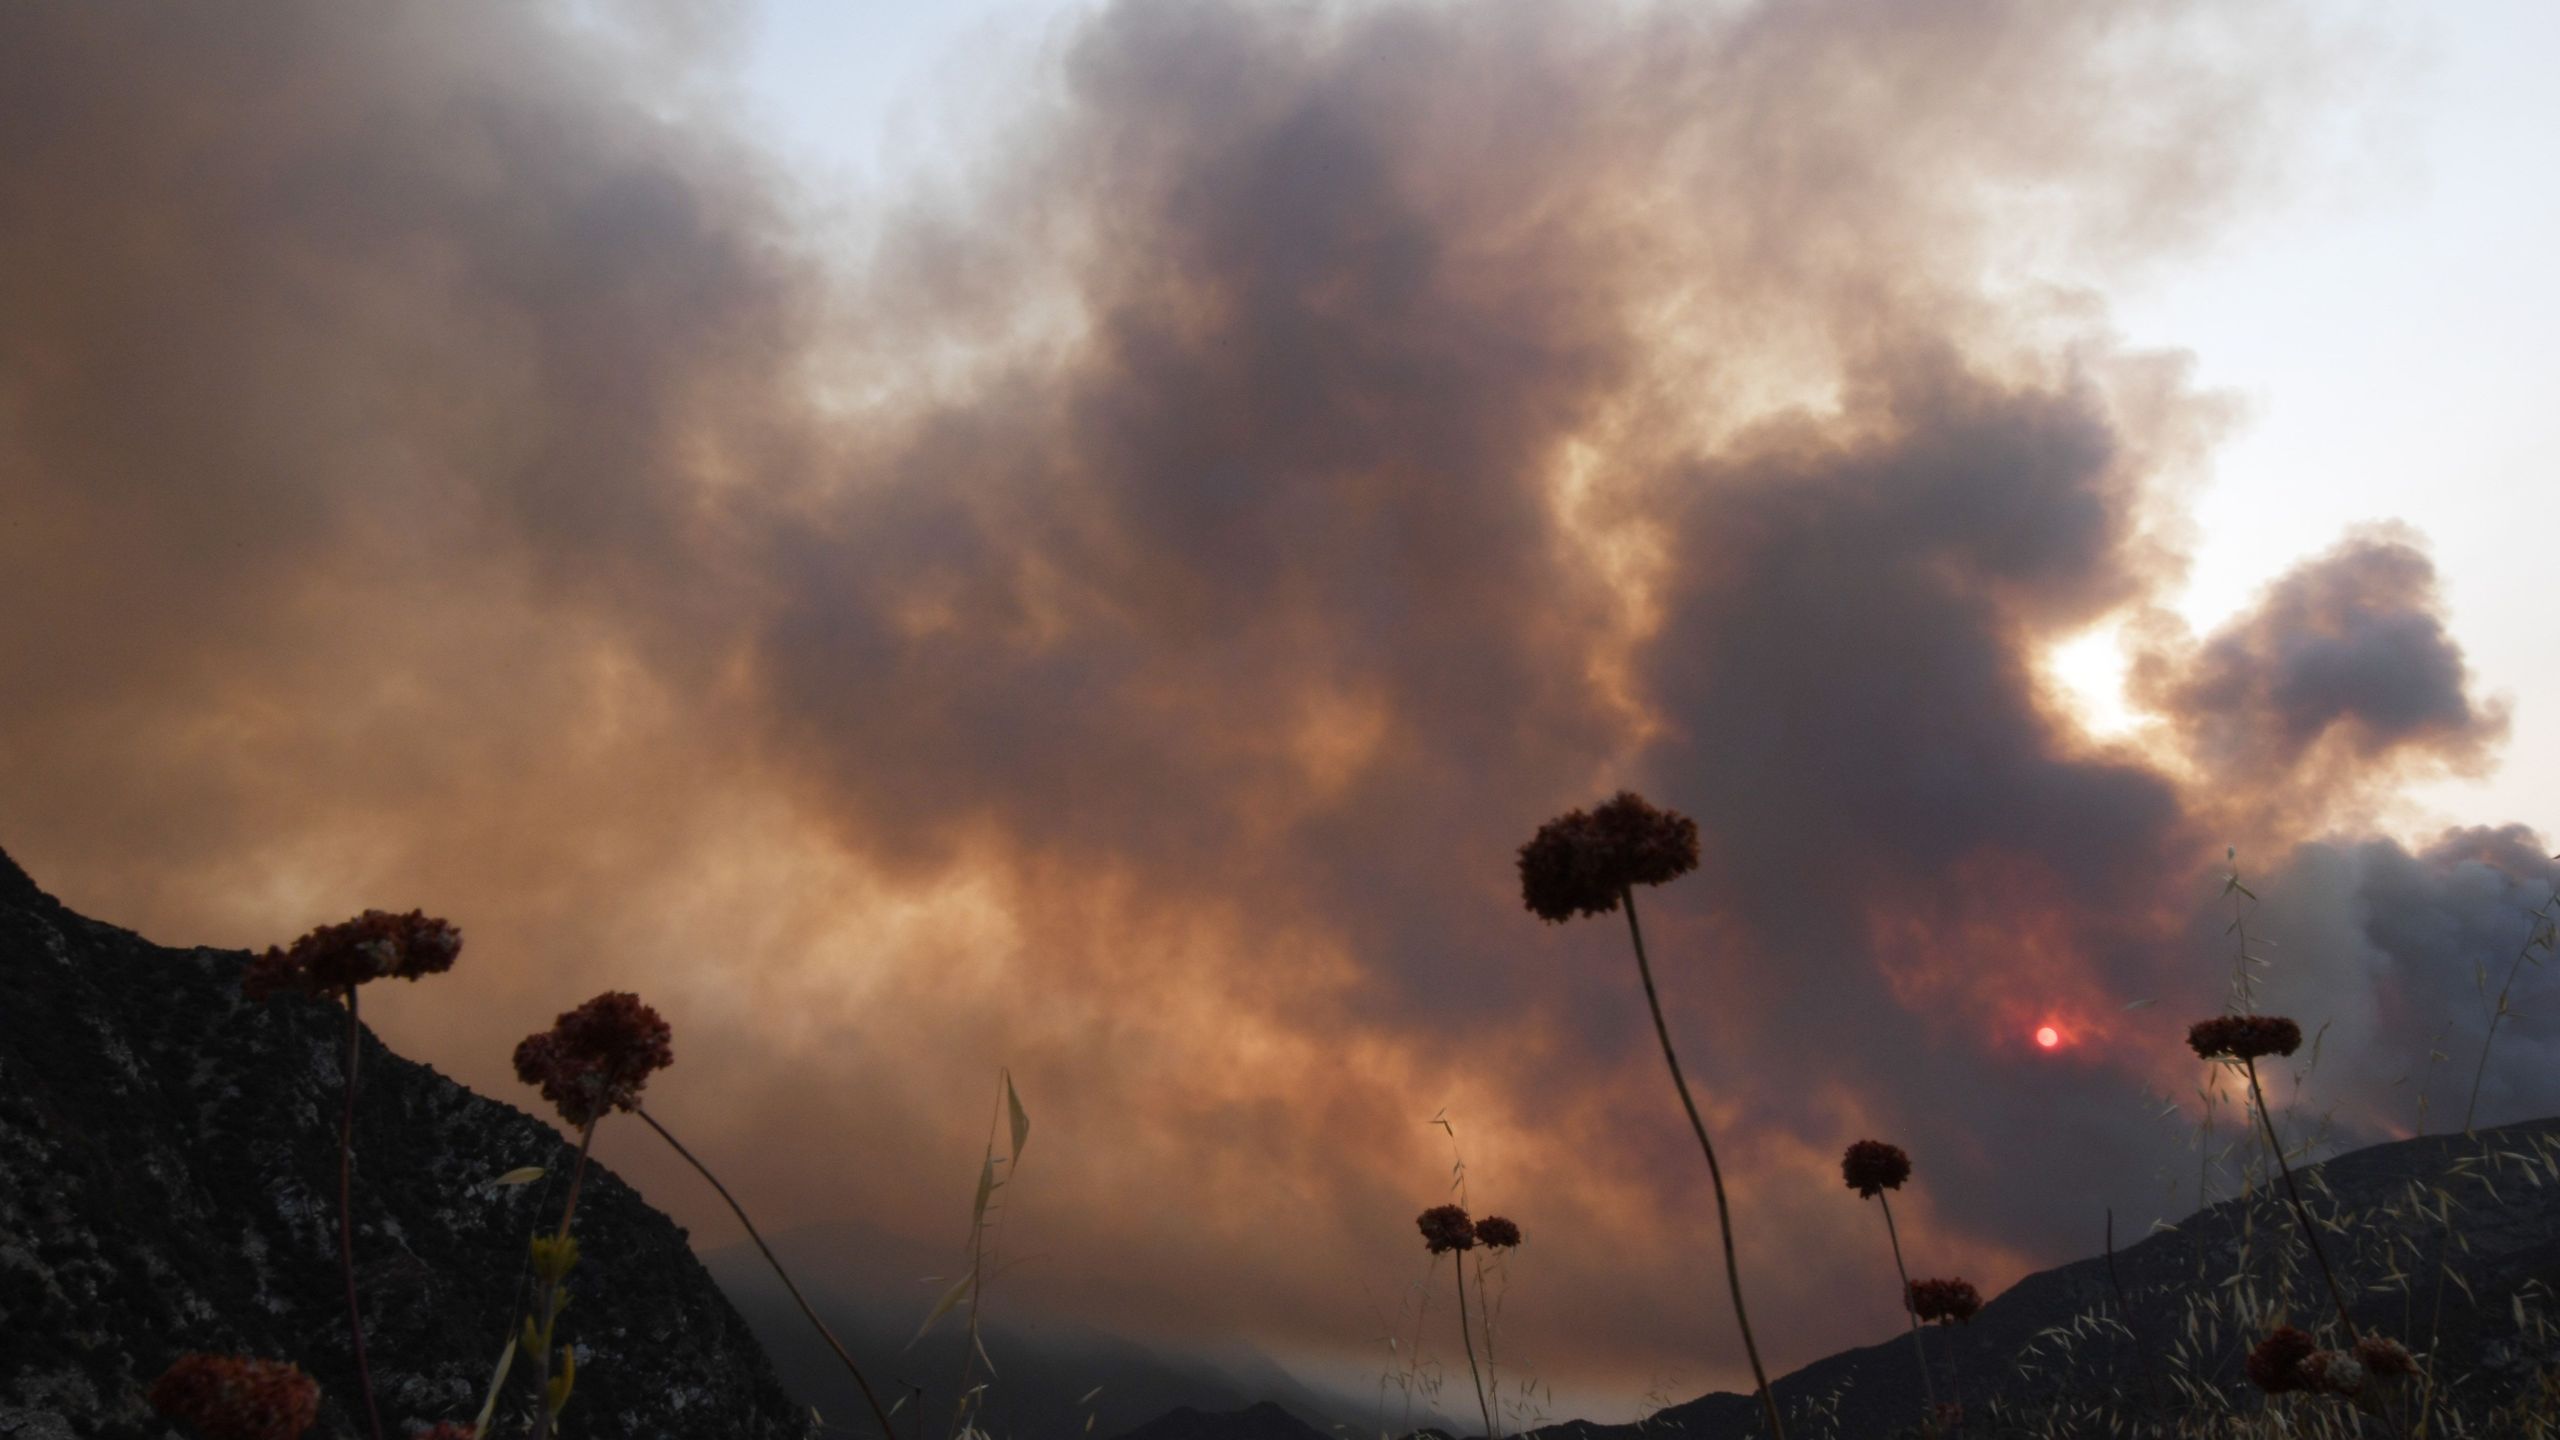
top-left (0, 846), bottom-right (813, 1439)
top-left (1581, 1117), bottom-right (2560, 1438)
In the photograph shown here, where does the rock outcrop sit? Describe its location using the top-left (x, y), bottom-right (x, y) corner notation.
top-left (0, 845), bottom-right (813, 1439)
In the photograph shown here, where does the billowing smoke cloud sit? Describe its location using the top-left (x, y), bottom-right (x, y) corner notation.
top-left (2136, 527), bottom-right (2509, 812)
top-left (0, 0), bottom-right (2542, 1416)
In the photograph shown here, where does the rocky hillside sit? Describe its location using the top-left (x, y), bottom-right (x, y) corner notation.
top-left (1108, 1126), bottom-right (2560, 1440)
top-left (0, 846), bottom-right (813, 1439)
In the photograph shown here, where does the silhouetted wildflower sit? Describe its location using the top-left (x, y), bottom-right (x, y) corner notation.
top-left (1908, 1278), bottom-right (1982, 1324)
top-left (240, 949), bottom-right (307, 1003)
top-left (150, 1354), bottom-right (321, 1440)
top-left (243, 910), bottom-right (461, 1000)
top-left (514, 990), bottom-right (674, 1127)
top-left (1474, 1215), bottom-right (1523, 1249)
top-left (2354, 1334), bottom-right (2419, 1379)
top-left (1841, 1139), bottom-right (1912, 1197)
top-left (1417, 1203), bottom-right (1477, 1253)
top-left (2187, 1014), bottom-right (2303, 1062)
top-left (1517, 792), bottom-right (1700, 922)
top-left (2247, 1325), bottom-right (2318, 1394)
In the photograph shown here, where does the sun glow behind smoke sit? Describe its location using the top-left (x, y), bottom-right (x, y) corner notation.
top-left (2036, 1025), bottom-right (2062, 1050)
top-left (2042, 621), bottom-right (2141, 740)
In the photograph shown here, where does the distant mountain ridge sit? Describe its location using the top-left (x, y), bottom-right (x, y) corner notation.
top-left (0, 845), bottom-right (811, 1438)
top-left (706, 1218), bottom-right (1360, 1440)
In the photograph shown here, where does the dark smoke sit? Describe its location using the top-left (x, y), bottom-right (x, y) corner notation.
top-left (2136, 528), bottom-right (2509, 796)
top-left (0, 0), bottom-right (2540, 1409)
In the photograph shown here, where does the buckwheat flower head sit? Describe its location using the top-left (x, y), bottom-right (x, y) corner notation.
top-left (513, 990), bottom-right (674, 1127)
top-left (1417, 1203), bottom-right (1477, 1254)
top-left (240, 948), bottom-right (310, 1003)
top-left (2187, 1014), bottom-right (2303, 1062)
top-left (1517, 792), bottom-right (1701, 922)
top-left (244, 910), bottom-right (461, 1000)
top-left (2353, 1334), bottom-right (2418, 1379)
top-left (1907, 1278), bottom-right (1982, 1325)
top-left (1474, 1215), bottom-right (1523, 1249)
top-left (150, 1353), bottom-right (321, 1440)
top-left (2247, 1325), bottom-right (2318, 1394)
top-left (2298, 1349), bottom-right (2367, 1397)
top-left (1841, 1140), bottom-right (1912, 1198)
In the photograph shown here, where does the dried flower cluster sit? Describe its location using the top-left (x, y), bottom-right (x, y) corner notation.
top-left (243, 910), bottom-right (461, 1000)
top-left (514, 990), bottom-right (674, 1127)
top-left (1417, 1203), bottom-right (1479, 1253)
top-left (1474, 1215), bottom-right (1523, 1249)
top-left (149, 1354), bottom-right (321, 1440)
top-left (1840, 1139), bottom-right (1912, 1197)
top-left (1907, 1277), bottom-right (1982, 1325)
top-left (2247, 1326), bottom-right (2421, 1399)
top-left (2246, 1326), bottom-right (2320, 1393)
top-left (2355, 1334), bottom-right (2420, 1378)
top-left (1517, 792), bottom-right (1700, 922)
top-left (2186, 1013), bottom-right (2304, 1062)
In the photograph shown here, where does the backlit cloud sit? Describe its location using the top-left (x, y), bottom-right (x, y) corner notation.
top-left (1, 0), bottom-right (2544, 1414)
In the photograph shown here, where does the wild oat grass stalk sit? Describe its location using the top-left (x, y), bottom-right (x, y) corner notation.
top-left (2462, 863), bottom-right (2560, 1136)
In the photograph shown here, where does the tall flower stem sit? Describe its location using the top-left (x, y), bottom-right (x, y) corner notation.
top-left (1452, 1253), bottom-right (1496, 1440)
top-left (526, 1120), bottom-right (598, 1440)
top-left (1936, 1325), bottom-right (1966, 1432)
top-left (1621, 888), bottom-right (1785, 1440)
top-left (1875, 1193), bottom-right (1937, 1415)
top-left (637, 1106), bottom-right (902, 1440)
top-left (336, 989), bottom-right (386, 1440)
top-left (2242, 1059), bottom-right (2357, 1339)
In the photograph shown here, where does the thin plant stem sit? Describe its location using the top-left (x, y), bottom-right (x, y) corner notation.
top-left (1936, 1323), bottom-right (1965, 1432)
top-left (1875, 1193), bottom-right (1937, 1415)
top-left (526, 1119), bottom-right (598, 1440)
top-left (637, 1106), bottom-right (902, 1440)
top-left (2102, 1208), bottom-right (2153, 1415)
top-left (1621, 887), bottom-right (1786, 1440)
top-left (335, 989), bottom-right (387, 1440)
top-left (948, 1078), bottom-right (1016, 1440)
top-left (2242, 1059), bottom-right (2358, 1340)
top-left (1473, 1252), bottom-right (1505, 1437)
top-left (1453, 1253), bottom-right (1496, 1440)
top-left (2461, 873), bottom-right (2560, 1136)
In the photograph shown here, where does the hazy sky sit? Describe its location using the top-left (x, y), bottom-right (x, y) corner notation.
top-left (4, 0), bottom-right (2556, 1425)
top-left (731, 0), bottom-right (2560, 830)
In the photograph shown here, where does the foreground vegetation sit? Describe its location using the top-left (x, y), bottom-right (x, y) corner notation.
top-left (141, 797), bottom-right (2559, 1439)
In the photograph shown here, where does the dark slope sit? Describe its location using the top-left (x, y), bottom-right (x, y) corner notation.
top-left (1108, 1121), bottom-right (2560, 1440)
top-left (1116, 1400), bottom-right (1334, 1440)
top-left (0, 845), bottom-right (812, 1439)
top-left (1569, 1118), bottom-right (2560, 1438)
